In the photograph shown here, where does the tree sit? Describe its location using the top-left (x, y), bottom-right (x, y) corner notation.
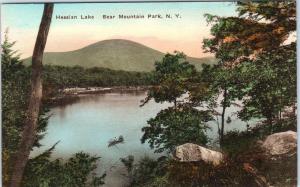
top-left (2, 33), bottom-right (106, 187)
top-left (189, 64), bottom-right (239, 145)
top-left (203, 0), bottom-right (295, 66)
top-left (2, 31), bottom-right (29, 185)
top-left (9, 4), bottom-right (54, 187)
top-left (202, 0), bottom-right (296, 134)
top-left (1, 30), bottom-right (50, 186)
top-left (23, 144), bottom-right (105, 187)
top-left (141, 52), bottom-right (197, 108)
top-left (141, 106), bottom-right (211, 153)
top-left (141, 52), bottom-right (211, 153)
top-left (236, 43), bottom-right (296, 132)
top-left (120, 155), bottom-right (169, 187)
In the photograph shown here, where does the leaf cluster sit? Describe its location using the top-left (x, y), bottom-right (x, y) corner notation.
top-left (141, 106), bottom-right (211, 153)
top-left (23, 146), bottom-right (105, 187)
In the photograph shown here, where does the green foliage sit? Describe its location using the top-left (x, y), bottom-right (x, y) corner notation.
top-left (23, 145), bottom-right (105, 187)
top-left (202, 1), bottom-right (296, 134)
top-left (203, 15), bottom-right (253, 62)
top-left (121, 155), bottom-right (169, 187)
top-left (222, 116), bottom-right (296, 157)
top-left (236, 43), bottom-right (296, 124)
top-left (1, 33), bottom-right (48, 184)
top-left (237, 0), bottom-right (296, 30)
top-left (189, 63), bottom-right (240, 145)
top-left (43, 65), bottom-right (154, 88)
top-left (142, 52), bottom-right (197, 106)
top-left (2, 34), bottom-right (29, 153)
top-left (141, 106), bottom-right (211, 153)
top-left (120, 155), bottom-right (135, 173)
top-left (23, 39), bottom-right (215, 72)
top-left (222, 130), bottom-right (258, 156)
top-left (190, 63), bottom-right (238, 104)
top-left (2, 34), bottom-right (106, 186)
top-left (141, 52), bottom-right (212, 153)
top-left (203, 0), bottom-right (295, 65)
top-left (42, 65), bottom-right (155, 98)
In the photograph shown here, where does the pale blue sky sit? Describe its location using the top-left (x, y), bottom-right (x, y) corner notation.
top-left (1, 2), bottom-right (238, 58)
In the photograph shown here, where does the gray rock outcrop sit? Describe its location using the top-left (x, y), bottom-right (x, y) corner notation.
top-left (261, 130), bottom-right (297, 156)
top-left (175, 143), bottom-right (224, 166)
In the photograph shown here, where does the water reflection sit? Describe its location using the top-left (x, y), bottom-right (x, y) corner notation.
top-left (32, 92), bottom-right (170, 186)
top-left (31, 92), bottom-right (251, 186)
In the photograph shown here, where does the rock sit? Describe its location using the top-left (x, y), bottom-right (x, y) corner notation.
top-left (175, 143), bottom-right (223, 166)
top-left (262, 131), bottom-right (297, 156)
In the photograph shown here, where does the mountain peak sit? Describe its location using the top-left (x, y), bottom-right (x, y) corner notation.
top-left (24, 40), bottom-right (216, 72)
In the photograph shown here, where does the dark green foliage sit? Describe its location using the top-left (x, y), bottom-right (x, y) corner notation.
top-left (141, 52), bottom-right (212, 153)
top-left (23, 145), bottom-right (105, 187)
top-left (202, 0), bottom-right (296, 134)
top-left (223, 117), bottom-right (296, 156)
top-left (2, 34), bottom-right (106, 186)
top-left (222, 130), bottom-right (258, 156)
top-left (42, 65), bottom-right (154, 98)
top-left (120, 155), bottom-right (135, 173)
top-left (43, 65), bottom-right (154, 88)
top-left (121, 155), bottom-right (169, 187)
top-left (2, 34), bottom-right (29, 154)
top-left (221, 119), bottom-right (297, 186)
top-left (136, 1), bottom-right (296, 186)
top-left (141, 106), bottom-right (211, 153)
top-left (203, 1), bottom-right (295, 65)
top-left (236, 43), bottom-right (296, 126)
top-left (2, 33), bottom-right (48, 184)
top-left (237, 0), bottom-right (296, 31)
top-left (194, 2), bottom-right (297, 185)
top-left (142, 52), bottom-right (197, 107)
top-left (189, 63), bottom-right (239, 145)
top-left (2, 1), bottom-right (297, 186)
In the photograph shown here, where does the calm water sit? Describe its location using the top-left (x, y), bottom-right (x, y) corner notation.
top-left (31, 92), bottom-right (249, 187)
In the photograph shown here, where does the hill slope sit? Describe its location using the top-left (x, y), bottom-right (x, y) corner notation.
top-left (24, 39), bottom-right (216, 72)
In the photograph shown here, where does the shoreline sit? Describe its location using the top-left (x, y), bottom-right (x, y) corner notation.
top-left (46, 86), bottom-right (151, 107)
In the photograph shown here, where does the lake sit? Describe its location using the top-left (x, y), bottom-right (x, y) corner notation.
top-left (31, 91), bottom-right (250, 187)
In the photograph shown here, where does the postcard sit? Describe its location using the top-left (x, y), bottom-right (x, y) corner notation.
top-left (1, 1), bottom-right (296, 187)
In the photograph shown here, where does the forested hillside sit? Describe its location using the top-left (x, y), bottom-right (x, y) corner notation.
top-left (24, 39), bottom-right (216, 71)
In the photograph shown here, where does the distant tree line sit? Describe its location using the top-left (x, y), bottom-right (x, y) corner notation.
top-left (43, 65), bottom-right (154, 88)
top-left (42, 65), bottom-right (154, 98)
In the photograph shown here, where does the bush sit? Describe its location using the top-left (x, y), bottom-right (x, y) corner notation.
top-left (121, 155), bottom-right (169, 187)
top-left (141, 106), bottom-right (211, 153)
top-left (23, 146), bottom-right (105, 187)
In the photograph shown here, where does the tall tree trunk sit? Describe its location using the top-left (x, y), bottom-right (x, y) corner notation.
top-left (220, 88), bottom-right (227, 146)
top-left (9, 4), bottom-right (53, 187)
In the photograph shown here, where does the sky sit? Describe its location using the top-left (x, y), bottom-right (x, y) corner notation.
top-left (1, 2), bottom-right (238, 58)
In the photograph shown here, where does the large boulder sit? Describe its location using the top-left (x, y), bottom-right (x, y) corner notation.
top-left (261, 131), bottom-right (297, 156)
top-left (175, 143), bottom-right (223, 166)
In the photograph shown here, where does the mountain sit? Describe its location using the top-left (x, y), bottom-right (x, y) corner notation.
top-left (23, 39), bottom-right (216, 72)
